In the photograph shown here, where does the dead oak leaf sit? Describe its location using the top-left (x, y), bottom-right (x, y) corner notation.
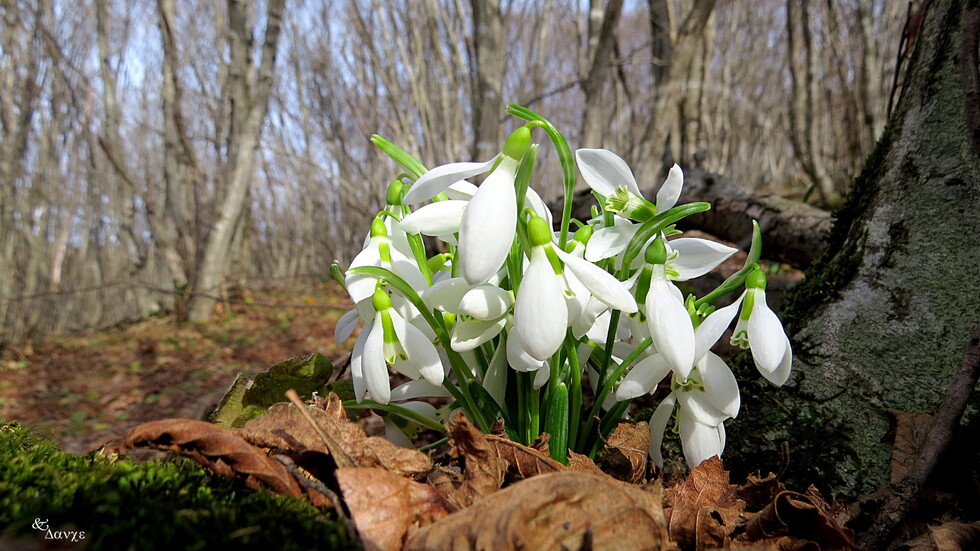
top-left (337, 467), bottom-right (452, 551)
top-left (238, 402), bottom-right (431, 477)
top-left (120, 418), bottom-right (301, 497)
top-left (601, 421), bottom-right (650, 484)
top-left (665, 456), bottom-right (746, 549)
top-left (404, 471), bottom-right (673, 551)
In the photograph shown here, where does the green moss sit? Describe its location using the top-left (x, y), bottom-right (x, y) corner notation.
top-left (0, 422), bottom-right (354, 550)
top-left (781, 124), bottom-right (893, 331)
top-left (720, 352), bottom-right (862, 495)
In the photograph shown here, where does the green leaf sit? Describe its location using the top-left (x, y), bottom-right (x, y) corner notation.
top-left (370, 134), bottom-right (427, 179)
top-left (544, 383), bottom-right (569, 465)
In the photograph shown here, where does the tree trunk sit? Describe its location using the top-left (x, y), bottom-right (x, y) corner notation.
top-left (469, 0), bottom-right (505, 161)
top-left (186, 0), bottom-right (285, 322)
top-left (729, 0), bottom-right (980, 497)
top-left (579, 0), bottom-right (624, 152)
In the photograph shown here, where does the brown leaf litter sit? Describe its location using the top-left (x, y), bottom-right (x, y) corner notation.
top-left (114, 394), bottom-right (866, 551)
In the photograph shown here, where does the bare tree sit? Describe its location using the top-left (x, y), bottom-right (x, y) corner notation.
top-left (470, 0), bottom-right (505, 160)
top-left (186, 0), bottom-right (285, 322)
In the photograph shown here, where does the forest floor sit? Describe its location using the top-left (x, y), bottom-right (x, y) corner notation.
top-left (0, 280), bottom-right (355, 454)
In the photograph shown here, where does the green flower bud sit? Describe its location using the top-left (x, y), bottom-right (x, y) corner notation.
top-left (503, 126), bottom-right (532, 160)
top-left (386, 180), bottom-right (404, 206)
top-left (572, 225), bottom-right (594, 245)
top-left (644, 237), bottom-right (668, 265)
top-left (426, 253), bottom-right (449, 275)
top-left (370, 217), bottom-right (388, 238)
top-left (330, 260), bottom-right (346, 290)
top-left (372, 287), bottom-right (393, 311)
top-left (746, 268), bottom-right (767, 290)
top-left (527, 215), bottom-right (552, 247)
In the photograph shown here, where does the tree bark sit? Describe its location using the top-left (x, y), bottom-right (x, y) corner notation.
top-left (729, 0), bottom-right (980, 498)
top-left (469, 0), bottom-right (505, 161)
top-left (786, 0), bottom-right (840, 206)
top-left (579, 0), bottom-right (624, 152)
top-left (187, 0), bottom-right (285, 322)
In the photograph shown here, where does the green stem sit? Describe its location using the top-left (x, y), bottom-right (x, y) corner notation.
top-left (578, 338), bottom-right (653, 454)
top-left (565, 336), bottom-right (583, 451)
top-left (344, 400), bottom-right (445, 432)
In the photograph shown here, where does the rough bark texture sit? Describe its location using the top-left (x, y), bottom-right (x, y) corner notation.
top-left (729, 0), bottom-right (980, 497)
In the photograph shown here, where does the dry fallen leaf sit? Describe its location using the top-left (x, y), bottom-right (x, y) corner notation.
top-left (485, 433), bottom-right (564, 479)
top-left (441, 413), bottom-right (507, 508)
top-left (404, 471), bottom-right (673, 551)
top-left (120, 418), bottom-right (302, 497)
top-left (239, 401), bottom-right (431, 477)
top-left (602, 421), bottom-right (650, 484)
top-left (742, 490), bottom-right (858, 550)
top-left (665, 456), bottom-right (746, 549)
top-left (337, 467), bottom-right (453, 551)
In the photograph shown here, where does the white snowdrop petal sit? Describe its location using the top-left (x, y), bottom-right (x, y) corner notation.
top-left (575, 149), bottom-right (642, 197)
top-left (446, 180), bottom-right (478, 199)
top-left (390, 380), bottom-right (452, 401)
top-left (384, 419), bottom-right (415, 448)
top-left (759, 332), bottom-right (793, 386)
top-left (669, 238), bottom-right (739, 281)
top-left (678, 406), bottom-right (724, 469)
top-left (676, 388), bottom-right (729, 427)
top-left (450, 317), bottom-right (506, 351)
top-left (557, 249), bottom-right (637, 313)
top-left (533, 365), bottom-right (550, 389)
top-left (584, 218), bottom-right (637, 262)
top-left (693, 297), bottom-right (743, 362)
top-left (334, 308), bottom-right (360, 344)
top-left (649, 394), bottom-right (677, 469)
top-left (656, 163), bottom-right (684, 214)
top-left (389, 249), bottom-right (428, 292)
top-left (699, 352), bottom-right (741, 419)
top-left (524, 186), bottom-right (554, 228)
top-left (646, 278), bottom-right (695, 378)
top-left (748, 293), bottom-right (789, 373)
top-left (351, 323), bottom-right (368, 402)
top-left (506, 332), bottom-right (547, 372)
top-left (422, 277), bottom-right (470, 314)
top-left (513, 249), bottom-right (568, 360)
top-left (483, 339), bottom-right (509, 409)
top-left (458, 285), bottom-right (513, 319)
top-left (400, 321), bottom-right (444, 385)
top-left (458, 159), bottom-right (519, 285)
top-left (403, 157), bottom-right (498, 204)
top-left (362, 316), bottom-right (391, 404)
top-left (615, 353), bottom-right (671, 401)
top-left (399, 200), bottom-right (467, 236)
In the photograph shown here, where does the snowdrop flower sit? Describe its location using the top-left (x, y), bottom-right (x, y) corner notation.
top-left (513, 215), bottom-right (638, 361)
top-left (421, 276), bottom-right (512, 352)
top-left (576, 148), bottom-right (684, 223)
top-left (345, 217), bottom-right (426, 306)
top-left (731, 268), bottom-right (793, 386)
top-left (352, 288), bottom-right (444, 404)
top-left (400, 127), bottom-right (532, 285)
top-left (512, 215), bottom-right (569, 360)
top-left (638, 236), bottom-right (696, 377)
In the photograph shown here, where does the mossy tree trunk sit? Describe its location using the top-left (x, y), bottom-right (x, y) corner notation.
top-left (731, 0), bottom-right (980, 497)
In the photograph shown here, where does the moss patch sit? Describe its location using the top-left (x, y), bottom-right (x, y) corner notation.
top-left (0, 422), bottom-right (354, 550)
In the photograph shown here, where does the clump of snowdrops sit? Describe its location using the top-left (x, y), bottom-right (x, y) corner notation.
top-left (333, 105), bottom-right (791, 469)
